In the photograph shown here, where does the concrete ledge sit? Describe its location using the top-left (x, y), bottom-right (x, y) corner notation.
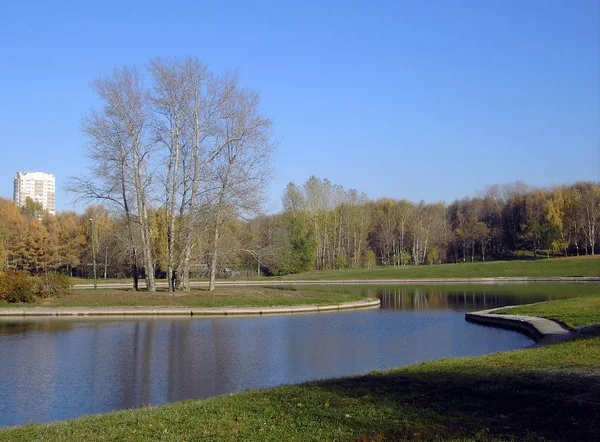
top-left (0, 299), bottom-right (380, 318)
top-left (466, 307), bottom-right (576, 348)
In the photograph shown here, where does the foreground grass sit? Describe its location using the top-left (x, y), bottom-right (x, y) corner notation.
top-left (2, 336), bottom-right (598, 441)
top-left (0, 287), bottom-right (365, 309)
top-left (495, 296), bottom-right (600, 328)
top-left (281, 255), bottom-right (600, 280)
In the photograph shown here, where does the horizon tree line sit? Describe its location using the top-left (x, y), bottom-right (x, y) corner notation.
top-left (1, 179), bottom-right (598, 283)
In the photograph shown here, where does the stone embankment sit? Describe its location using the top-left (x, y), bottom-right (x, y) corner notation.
top-left (466, 306), bottom-right (576, 347)
top-left (0, 299), bottom-right (380, 317)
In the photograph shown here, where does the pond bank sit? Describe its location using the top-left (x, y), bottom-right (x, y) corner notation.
top-left (466, 306), bottom-right (576, 347)
top-left (0, 298), bottom-right (380, 317)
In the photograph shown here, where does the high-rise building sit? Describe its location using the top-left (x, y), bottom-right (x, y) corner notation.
top-left (13, 172), bottom-right (56, 215)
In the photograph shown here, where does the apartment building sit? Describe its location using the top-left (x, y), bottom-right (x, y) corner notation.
top-left (13, 172), bottom-right (56, 215)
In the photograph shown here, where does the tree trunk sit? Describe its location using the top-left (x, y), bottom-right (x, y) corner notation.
top-left (209, 220), bottom-right (220, 291)
top-left (133, 148), bottom-right (155, 292)
top-left (132, 262), bottom-right (139, 291)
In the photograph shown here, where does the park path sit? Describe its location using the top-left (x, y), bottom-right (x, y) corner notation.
top-left (73, 276), bottom-right (600, 290)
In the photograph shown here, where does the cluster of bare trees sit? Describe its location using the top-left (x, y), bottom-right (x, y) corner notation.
top-left (70, 57), bottom-right (274, 291)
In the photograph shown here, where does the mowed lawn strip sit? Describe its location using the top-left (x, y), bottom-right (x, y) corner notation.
top-left (494, 295), bottom-right (600, 328)
top-left (0, 287), bottom-right (366, 309)
top-left (280, 255), bottom-right (600, 280)
top-left (1, 336), bottom-right (598, 441)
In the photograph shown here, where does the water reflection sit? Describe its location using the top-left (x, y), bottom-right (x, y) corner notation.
top-left (299, 282), bottom-right (597, 311)
top-left (2, 283), bottom-right (591, 427)
top-left (376, 288), bottom-right (530, 311)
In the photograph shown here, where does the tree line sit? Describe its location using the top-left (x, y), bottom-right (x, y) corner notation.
top-left (2, 180), bottom-right (597, 283)
top-left (262, 178), bottom-right (599, 273)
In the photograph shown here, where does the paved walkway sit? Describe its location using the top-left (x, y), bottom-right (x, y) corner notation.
top-left (466, 306), bottom-right (576, 347)
top-left (72, 276), bottom-right (600, 290)
top-left (0, 299), bottom-right (381, 317)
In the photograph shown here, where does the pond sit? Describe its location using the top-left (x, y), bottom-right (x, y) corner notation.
top-left (0, 282), bottom-right (596, 427)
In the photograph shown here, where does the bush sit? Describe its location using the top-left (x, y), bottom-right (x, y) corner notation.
top-left (36, 273), bottom-right (72, 298)
top-left (0, 271), bottom-right (37, 303)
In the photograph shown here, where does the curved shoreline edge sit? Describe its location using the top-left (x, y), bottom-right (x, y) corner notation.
top-left (465, 307), bottom-right (576, 348)
top-left (0, 298), bottom-right (381, 317)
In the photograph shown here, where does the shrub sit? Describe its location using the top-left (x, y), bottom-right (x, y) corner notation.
top-left (0, 271), bottom-right (37, 303)
top-left (36, 273), bottom-right (72, 298)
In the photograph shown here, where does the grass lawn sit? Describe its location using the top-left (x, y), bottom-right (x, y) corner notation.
top-left (1, 336), bottom-right (598, 441)
top-left (0, 286), bottom-right (366, 309)
top-left (279, 255), bottom-right (600, 280)
top-left (495, 295), bottom-right (600, 328)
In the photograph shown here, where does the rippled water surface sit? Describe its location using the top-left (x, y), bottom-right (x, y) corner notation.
top-left (1, 282), bottom-right (594, 427)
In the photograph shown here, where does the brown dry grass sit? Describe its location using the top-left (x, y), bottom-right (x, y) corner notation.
top-left (26, 286), bottom-right (365, 308)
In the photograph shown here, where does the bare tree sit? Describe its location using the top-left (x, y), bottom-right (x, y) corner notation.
top-left (72, 66), bottom-right (156, 291)
top-left (207, 86), bottom-right (274, 290)
top-left (174, 66), bottom-right (238, 290)
top-left (150, 57), bottom-right (192, 291)
top-left (150, 58), bottom-right (235, 291)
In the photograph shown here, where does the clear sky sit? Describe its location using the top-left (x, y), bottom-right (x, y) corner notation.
top-left (1, 0), bottom-right (598, 213)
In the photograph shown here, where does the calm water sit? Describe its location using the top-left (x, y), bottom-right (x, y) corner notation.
top-left (0, 283), bottom-right (594, 427)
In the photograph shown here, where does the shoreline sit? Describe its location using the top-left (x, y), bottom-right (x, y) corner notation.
top-left (0, 298), bottom-right (380, 317)
top-left (466, 306), bottom-right (577, 347)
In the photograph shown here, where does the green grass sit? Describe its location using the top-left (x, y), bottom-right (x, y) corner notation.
top-left (0, 286), bottom-right (365, 309)
top-left (495, 296), bottom-right (600, 328)
top-left (1, 336), bottom-right (598, 441)
top-left (279, 255), bottom-right (600, 280)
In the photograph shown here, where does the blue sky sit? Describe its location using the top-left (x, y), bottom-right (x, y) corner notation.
top-left (1, 0), bottom-right (598, 213)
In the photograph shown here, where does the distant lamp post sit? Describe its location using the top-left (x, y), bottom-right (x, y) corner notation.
top-left (89, 218), bottom-right (97, 289)
top-left (256, 245), bottom-right (261, 277)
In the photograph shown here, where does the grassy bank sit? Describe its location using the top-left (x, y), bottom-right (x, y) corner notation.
top-left (1, 335), bottom-right (598, 441)
top-left (495, 296), bottom-right (600, 328)
top-left (280, 255), bottom-right (600, 280)
top-left (0, 287), bottom-right (365, 309)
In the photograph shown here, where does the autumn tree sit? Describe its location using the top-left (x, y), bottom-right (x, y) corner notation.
top-left (0, 198), bottom-right (25, 270)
